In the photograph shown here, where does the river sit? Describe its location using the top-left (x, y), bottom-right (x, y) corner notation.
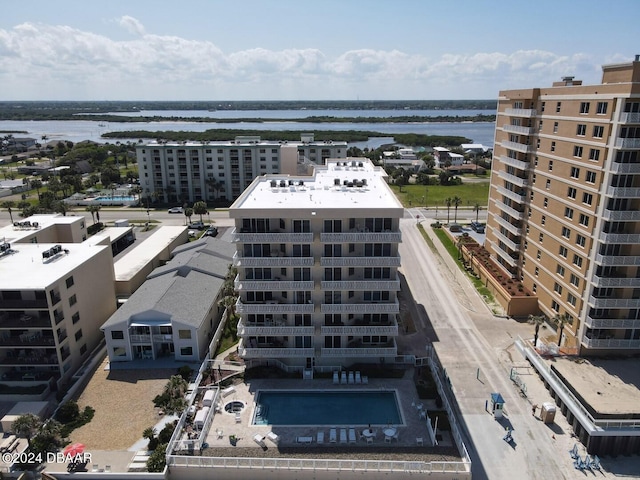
top-left (0, 109), bottom-right (496, 148)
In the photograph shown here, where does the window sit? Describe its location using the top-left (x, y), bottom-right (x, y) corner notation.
top-left (543, 197), bottom-right (548, 208)
top-left (80, 344), bottom-right (87, 355)
top-left (556, 102), bottom-right (561, 113)
top-left (567, 187), bottom-right (577, 199)
top-left (548, 160), bottom-right (553, 171)
top-left (537, 250), bottom-right (542, 260)
top-left (576, 234), bottom-right (586, 247)
top-left (541, 215), bottom-right (546, 226)
top-left (586, 171), bottom-right (596, 183)
top-left (579, 214), bottom-right (589, 227)
top-left (596, 102), bottom-right (608, 115)
top-left (556, 265), bottom-right (565, 276)
top-left (565, 208), bottom-right (574, 219)
top-left (539, 120), bottom-right (544, 131)
top-left (551, 141), bottom-right (556, 152)
top-left (562, 227), bottom-right (571, 238)
top-left (554, 283), bottom-right (563, 295)
top-left (180, 347), bottom-right (193, 356)
top-left (541, 102), bottom-right (546, 112)
top-left (178, 329), bottom-right (191, 339)
top-left (74, 329), bottom-right (83, 341)
top-left (559, 246), bottom-right (568, 258)
top-left (69, 294), bottom-right (77, 307)
top-left (570, 167), bottom-right (580, 178)
top-left (551, 301), bottom-right (560, 313)
top-left (589, 149), bottom-right (600, 161)
top-left (111, 330), bottom-right (124, 340)
top-left (573, 146), bottom-right (583, 158)
top-left (567, 293), bottom-right (577, 307)
top-left (113, 347), bottom-right (126, 357)
top-left (546, 179), bottom-right (551, 189)
top-left (539, 233), bottom-right (544, 242)
top-left (570, 274), bottom-right (580, 288)
top-left (576, 124), bottom-right (586, 136)
top-left (593, 125), bottom-right (604, 138)
top-left (533, 283), bottom-right (538, 293)
top-left (72, 312), bottom-right (80, 324)
top-left (582, 193), bottom-right (593, 205)
top-left (580, 102), bottom-right (590, 114)
top-left (65, 276), bottom-right (74, 288)
top-left (573, 255), bottom-right (583, 267)
top-left (553, 122), bottom-right (559, 133)
top-left (535, 267), bottom-right (539, 276)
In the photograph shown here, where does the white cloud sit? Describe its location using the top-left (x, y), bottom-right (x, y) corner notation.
top-left (0, 18), bottom-right (626, 100)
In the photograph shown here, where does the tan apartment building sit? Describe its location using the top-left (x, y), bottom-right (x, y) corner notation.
top-left (229, 158), bottom-right (403, 370)
top-left (487, 56), bottom-right (640, 354)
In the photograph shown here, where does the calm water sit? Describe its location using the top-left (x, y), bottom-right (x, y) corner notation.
top-left (0, 109), bottom-right (496, 147)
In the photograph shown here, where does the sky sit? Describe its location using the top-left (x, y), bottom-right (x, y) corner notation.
top-left (1, 0), bottom-right (639, 101)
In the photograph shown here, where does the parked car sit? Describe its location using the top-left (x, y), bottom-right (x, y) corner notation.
top-left (470, 221), bottom-right (485, 233)
top-left (168, 206), bottom-right (183, 214)
top-left (204, 227), bottom-right (219, 237)
top-left (188, 221), bottom-right (205, 230)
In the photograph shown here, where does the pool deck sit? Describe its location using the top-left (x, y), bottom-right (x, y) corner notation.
top-left (176, 370), bottom-right (461, 462)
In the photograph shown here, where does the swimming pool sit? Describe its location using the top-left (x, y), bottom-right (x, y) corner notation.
top-left (253, 390), bottom-right (402, 426)
top-left (93, 195), bottom-right (136, 202)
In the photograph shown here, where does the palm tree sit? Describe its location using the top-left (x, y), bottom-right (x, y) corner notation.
top-left (86, 204), bottom-right (101, 224)
top-left (528, 314), bottom-right (545, 347)
top-left (553, 313), bottom-right (571, 346)
top-left (444, 197), bottom-right (452, 224)
top-left (193, 201), bottom-right (207, 222)
top-left (31, 178), bottom-right (43, 198)
top-left (473, 202), bottom-right (482, 222)
top-left (452, 196), bottom-right (462, 223)
top-left (2, 200), bottom-right (15, 223)
top-left (142, 427), bottom-right (157, 442)
top-left (184, 207), bottom-right (194, 225)
top-left (12, 413), bottom-right (42, 447)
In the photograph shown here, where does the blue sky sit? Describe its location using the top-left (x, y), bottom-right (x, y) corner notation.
top-left (1, 0), bottom-right (638, 101)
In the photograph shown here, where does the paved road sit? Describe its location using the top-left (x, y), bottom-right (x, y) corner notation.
top-left (398, 215), bottom-right (600, 480)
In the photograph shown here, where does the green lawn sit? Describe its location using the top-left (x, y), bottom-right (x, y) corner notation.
top-left (389, 181), bottom-right (490, 208)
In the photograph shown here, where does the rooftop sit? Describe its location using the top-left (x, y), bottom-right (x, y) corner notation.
top-left (0, 214), bottom-right (83, 244)
top-left (231, 158), bottom-right (403, 212)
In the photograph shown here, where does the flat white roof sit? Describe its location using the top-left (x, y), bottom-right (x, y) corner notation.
top-left (0, 214), bottom-right (83, 243)
top-left (143, 139), bottom-right (347, 148)
top-left (232, 158), bottom-right (403, 211)
top-left (0, 242), bottom-right (109, 289)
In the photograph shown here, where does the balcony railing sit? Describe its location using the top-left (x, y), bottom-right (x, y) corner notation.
top-left (504, 108), bottom-right (536, 117)
top-left (239, 347), bottom-right (314, 358)
top-left (0, 299), bottom-right (48, 309)
top-left (610, 162), bottom-right (640, 174)
top-left (237, 321), bottom-right (314, 336)
top-left (587, 296), bottom-right (640, 308)
top-left (500, 140), bottom-right (534, 154)
top-left (606, 186), bottom-right (640, 198)
top-left (615, 138), bottom-right (640, 149)
top-left (591, 275), bottom-right (640, 287)
top-left (497, 170), bottom-right (528, 187)
top-left (502, 124), bottom-right (534, 135)
top-left (153, 334), bottom-right (174, 342)
top-left (320, 345), bottom-right (397, 357)
top-left (321, 302), bottom-right (399, 314)
top-left (493, 199), bottom-right (524, 220)
top-left (320, 256), bottom-right (401, 267)
top-left (584, 316), bottom-right (640, 329)
top-left (581, 337), bottom-right (640, 349)
top-left (492, 215), bottom-right (523, 236)
top-left (235, 278), bottom-right (315, 291)
top-left (594, 254), bottom-right (640, 266)
top-left (601, 209), bottom-right (640, 221)
top-left (598, 232), bottom-right (640, 244)
top-left (231, 229), bottom-right (314, 243)
top-left (320, 232), bottom-right (402, 243)
top-left (498, 155), bottom-right (529, 172)
top-left (620, 112), bottom-right (640, 123)
top-left (491, 242), bottom-right (519, 268)
top-left (236, 299), bottom-right (314, 314)
top-left (232, 253), bottom-right (314, 267)
top-left (320, 323), bottom-right (399, 335)
top-left (492, 230), bottom-right (520, 251)
top-left (320, 279), bottom-right (401, 291)
top-left (130, 334), bottom-right (152, 343)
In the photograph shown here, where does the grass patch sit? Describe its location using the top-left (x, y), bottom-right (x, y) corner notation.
top-left (389, 182), bottom-right (490, 208)
top-left (215, 313), bottom-right (239, 356)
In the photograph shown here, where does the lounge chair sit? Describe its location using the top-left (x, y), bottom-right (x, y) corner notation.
top-left (267, 431), bottom-right (279, 445)
top-left (590, 455), bottom-right (601, 471)
top-left (569, 443), bottom-right (579, 459)
top-left (216, 428), bottom-right (224, 439)
top-left (366, 436), bottom-right (374, 444)
top-left (362, 375), bottom-right (368, 384)
top-left (416, 437), bottom-right (424, 446)
top-left (348, 372), bottom-right (355, 384)
top-left (355, 371), bottom-right (361, 384)
top-left (235, 412), bottom-right (242, 423)
top-left (253, 434), bottom-right (266, 447)
top-left (340, 372), bottom-right (347, 384)
top-left (333, 371), bottom-right (339, 384)
top-left (329, 428), bottom-right (337, 443)
top-left (317, 431), bottom-right (324, 444)
top-left (348, 428), bottom-right (357, 444)
top-left (339, 428), bottom-right (347, 444)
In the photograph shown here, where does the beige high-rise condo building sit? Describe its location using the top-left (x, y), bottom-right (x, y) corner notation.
top-left (487, 56), bottom-right (640, 354)
top-left (230, 158), bottom-right (403, 369)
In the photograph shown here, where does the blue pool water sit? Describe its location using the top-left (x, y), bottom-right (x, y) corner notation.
top-left (253, 390), bottom-right (402, 426)
top-left (93, 195), bottom-right (136, 202)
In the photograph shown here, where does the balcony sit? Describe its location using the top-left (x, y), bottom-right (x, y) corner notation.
top-left (232, 253), bottom-right (314, 267)
top-left (498, 155), bottom-right (530, 171)
top-left (500, 140), bottom-right (534, 154)
top-left (587, 296), bottom-right (640, 308)
top-left (236, 299), bottom-right (314, 314)
top-left (594, 254), bottom-right (640, 266)
top-left (231, 229), bottom-right (314, 243)
top-left (620, 112), bottom-right (640, 123)
top-left (504, 108), bottom-right (536, 117)
top-left (615, 138), bottom-right (640, 149)
top-left (490, 241), bottom-right (519, 268)
top-left (581, 337), bottom-right (640, 349)
top-left (152, 334), bottom-right (174, 342)
top-left (606, 186), bottom-right (640, 198)
top-left (584, 316), bottom-right (640, 329)
top-left (320, 342), bottom-right (397, 357)
top-left (497, 170), bottom-right (528, 187)
top-left (598, 232), bottom-right (640, 244)
top-left (0, 313), bottom-right (50, 329)
top-left (130, 334), bottom-right (152, 343)
top-left (320, 256), bottom-right (401, 267)
top-left (496, 186), bottom-right (527, 203)
top-left (610, 162), bottom-right (640, 174)
top-left (321, 322), bottom-right (399, 336)
top-left (237, 320), bottom-right (314, 336)
top-left (502, 124), bottom-right (534, 135)
top-left (0, 298), bottom-right (49, 309)
top-left (320, 232), bottom-right (401, 243)
top-left (491, 214), bottom-right (523, 236)
top-left (321, 302), bottom-right (399, 314)
top-left (235, 278), bottom-right (315, 291)
top-left (238, 346), bottom-right (314, 358)
top-left (602, 209), bottom-right (640, 221)
top-left (320, 279), bottom-right (401, 291)
top-left (0, 332), bottom-right (55, 347)
top-left (493, 230), bottom-right (520, 251)
top-left (493, 199), bottom-right (524, 220)
top-left (0, 349), bottom-right (57, 365)
top-left (592, 275), bottom-right (640, 287)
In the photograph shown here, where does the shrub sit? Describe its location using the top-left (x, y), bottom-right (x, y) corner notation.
top-left (87, 222), bottom-right (103, 235)
top-left (177, 366), bottom-right (193, 382)
top-left (55, 401), bottom-right (80, 423)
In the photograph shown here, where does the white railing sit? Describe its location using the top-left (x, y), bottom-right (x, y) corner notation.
top-left (321, 323), bottom-right (399, 335)
top-left (581, 337), bottom-right (640, 349)
top-left (321, 279), bottom-right (401, 290)
top-left (615, 138), bottom-right (640, 149)
top-left (320, 345), bottom-right (397, 357)
top-left (597, 232), bottom-right (640, 244)
top-left (610, 162), bottom-right (640, 174)
top-left (129, 334), bottom-right (151, 343)
top-left (493, 199), bottom-right (524, 220)
top-left (233, 252), bottom-right (314, 267)
top-left (584, 316), bottom-right (640, 329)
top-left (591, 275), bottom-right (640, 287)
top-left (236, 299), bottom-right (315, 314)
top-left (602, 209), bottom-right (640, 221)
top-left (606, 186), bottom-right (640, 197)
top-left (235, 279), bottom-right (315, 291)
top-left (588, 295), bottom-right (640, 308)
top-left (488, 240), bottom-right (518, 267)
top-left (321, 302), bottom-right (400, 314)
top-left (504, 108), bottom-right (536, 117)
top-left (320, 232), bottom-right (402, 243)
top-left (320, 256), bottom-right (401, 267)
top-left (620, 112), bottom-right (640, 123)
top-left (231, 229), bottom-right (314, 243)
top-left (500, 140), bottom-right (533, 154)
top-left (502, 124), bottom-right (534, 135)
top-left (496, 170), bottom-right (528, 187)
top-left (152, 334), bottom-right (173, 342)
top-left (498, 155), bottom-right (530, 171)
top-left (237, 320), bottom-right (314, 336)
top-left (495, 185), bottom-right (526, 203)
top-left (594, 254), bottom-right (640, 266)
top-left (492, 214), bottom-right (523, 235)
top-left (492, 229), bottom-right (519, 251)
top-left (239, 347), bottom-right (314, 358)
